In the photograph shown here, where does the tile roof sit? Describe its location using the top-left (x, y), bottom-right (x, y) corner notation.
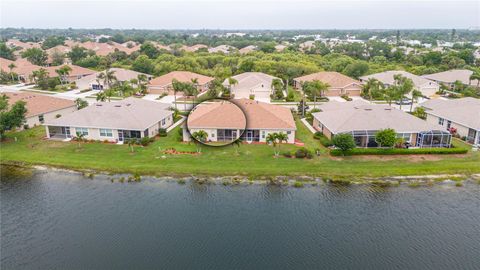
top-left (223, 72), bottom-right (279, 94)
top-left (148, 71), bottom-right (214, 88)
top-left (46, 98), bottom-right (172, 130)
top-left (422, 97), bottom-right (480, 130)
top-left (187, 100), bottom-right (247, 129)
top-left (294, 71), bottom-right (360, 88)
top-left (188, 99), bottom-right (296, 130)
top-left (45, 64), bottom-right (96, 77)
top-left (360, 70), bottom-right (436, 88)
top-left (312, 100), bottom-right (442, 134)
top-left (422, 69), bottom-right (479, 86)
top-left (3, 92), bottom-right (76, 118)
top-left (75, 68), bottom-right (151, 90)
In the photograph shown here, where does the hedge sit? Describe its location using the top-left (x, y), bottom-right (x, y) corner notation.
top-left (313, 132), bottom-right (333, 147)
top-left (330, 147), bottom-right (468, 156)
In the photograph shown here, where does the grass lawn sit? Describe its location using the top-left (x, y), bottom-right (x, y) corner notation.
top-left (1, 121), bottom-right (479, 178)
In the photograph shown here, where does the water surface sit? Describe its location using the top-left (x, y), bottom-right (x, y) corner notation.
top-left (1, 169), bottom-right (479, 269)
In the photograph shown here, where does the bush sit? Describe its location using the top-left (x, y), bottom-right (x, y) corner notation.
top-left (140, 136), bottom-right (151, 146)
top-left (295, 147), bottom-right (313, 159)
top-left (332, 133), bottom-right (356, 154)
top-left (282, 151), bottom-right (293, 158)
top-left (158, 128), bottom-right (167, 137)
top-left (293, 181), bottom-right (304, 188)
top-left (375, 129), bottom-right (397, 148)
top-left (340, 94), bottom-right (352, 101)
top-left (313, 132), bottom-right (333, 147)
top-left (330, 147), bottom-right (468, 156)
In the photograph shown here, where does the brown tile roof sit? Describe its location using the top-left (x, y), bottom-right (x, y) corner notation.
top-left (148, 71), bottom-right (214, 88)
top-left (294, 71), bottom-right (360, 88)
top-left (3, 92), bottom-right (75, 118)
top-left (0, 58), bottom-right (55, 77)
top-left (187, 99), bottom-right (296, 130)
top-left (187, 100), bottom-right (247, 129)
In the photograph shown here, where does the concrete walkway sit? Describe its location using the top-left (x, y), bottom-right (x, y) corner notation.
top-left (300, 118), bottom-right (316, 134)
top-left (167, 116), bottom-right (186, 132)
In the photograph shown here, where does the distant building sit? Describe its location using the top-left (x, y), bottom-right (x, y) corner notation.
top-left (3, 92), bottom-right (77, 129)
top-left (147, 71), bottom-right (214, 95)
top-left (45, 98), bottom-right (173, 142)
top-left (75, 68), bottom-right (152, 90)
top-left (422, 69), bottom-right (479, 89)
top-left (360, 70), bottom-right (439, 97)
top-left (208, 45), bottom-right (236, 54)
top-left (223, 72), bottom-right (281, 101)
top-left (294, 71), bottom-right (362, 97)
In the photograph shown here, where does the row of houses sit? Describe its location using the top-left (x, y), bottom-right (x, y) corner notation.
top-left (2, 89), bottom-right (478, 148)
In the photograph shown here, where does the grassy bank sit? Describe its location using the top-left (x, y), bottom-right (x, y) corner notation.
top-left (1, 121), bottom-right (479, 178)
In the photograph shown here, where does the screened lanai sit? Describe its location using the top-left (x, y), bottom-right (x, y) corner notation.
top-left (416, 130), bottom-right (452, 148)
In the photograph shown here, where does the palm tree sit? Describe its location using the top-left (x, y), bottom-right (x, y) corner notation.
top-left (55, 65), bottom-right (72, 85)
top-left (104, 69), bottom-right (117, 89)
top-left (303, 80), bottom-right (329, 109)
top-left (276, 132), bottom-right (289, 156)
top-left (383, 86), bottom-right (397, 106)
top-left (393, 74), bottom-right (413, 110)
top-left (75, 132), bottom-right (85, 149)
top-left (171, 79), bottom-right (181, 110)
top-left (266, 133), bottom-right (279, 157)
top-left (362, 78), bottom-right (381, 101)
top-left (137, 74), bottom-right (148, 95)
top-left (469, 69), bottom-right (480, 87)
top-left (96, 92), bottom-right (107, 102)
top-left (410, 89), bottom-right (423, 112)
top-left (126, 139), bottom-right (135, 153)
top-left (232, 137), bottom-right (243, 155)
top-left (227, 77), bottom-right (238, 97)
top-left (191, 130), bottom-right (208, 153)
top-left (7, 63), bottom-right (16, 81)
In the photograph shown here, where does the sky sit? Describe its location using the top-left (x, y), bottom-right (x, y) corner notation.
top-left (0, 0), bottom-right (479, 29)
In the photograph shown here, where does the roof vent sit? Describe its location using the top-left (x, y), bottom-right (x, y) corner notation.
top-left (384, 108), bottom-right (392, 111)
top-left (364, 108), bottom-right (372, 111)
top-left (96, 104), bottom-right (102, 107)
top-left (114, 105), bottom-right (122, 107)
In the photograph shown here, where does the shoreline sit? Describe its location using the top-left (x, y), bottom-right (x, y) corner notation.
top-left (2, 162), bottom-right (479, 187)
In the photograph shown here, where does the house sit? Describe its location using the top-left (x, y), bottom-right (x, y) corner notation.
top-left (0, 58), bottom-right (55, 83)
top-left (45, 45), bottom-right (72, 65)
top-left (223, 72), bottom-right (281, 100)
top-left (148, 71), bottom-right (214, 95)
top-left (293, 71), bottom-right (362, 97)
top-left (239, 45), bottom-right (257, 54)
top-left (180, 44), bottom-right (208, 52)
top-left (360, 71), bottom-right (439, 97)
top-left (45, 64), bottom-right (96, 82)
top-left (45, 98), bottom-right (173, 142)
top-left (421, 98), bottom-right (480, 145)
top-left (275, 44), bottom-right (287, 52)
top-left (75, 68), bottom-right (152, 90)
top-left (3, 92), bottom-right (77, 129)
top-left (312, 100), bottom-right (451, 148)
top-left (184, 98), bottom-right (296, 144)
top-left (422, 69), bottom-right (479, 89)
top-left (208, 45), bottom-right (236, 54)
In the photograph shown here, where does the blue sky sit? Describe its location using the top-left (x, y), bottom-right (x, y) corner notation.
top-left (0, 0), bottom-right (479, 29)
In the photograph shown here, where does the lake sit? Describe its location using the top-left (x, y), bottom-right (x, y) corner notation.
top-left (1, 167), bottom-right (479, 270)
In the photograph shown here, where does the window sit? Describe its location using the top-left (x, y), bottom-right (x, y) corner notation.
top-left (38, 114), bottom-right (44, 123)
top-left (211, 133), bottom-right (215, 138)
top-left (446, 121), bottom-right (451, 130)
top-left (100, 129), bottom-right (113, 137)
top-left (438, 118), bottom-right (444, 125)
top-left (287, 131), bottom-right (291, 135)
top-left (76, 128), bottom-right (88, 136)
top-left (161, 119), bottom-right (166, 126)
top-left (261, 131), bottom-right (265, 139)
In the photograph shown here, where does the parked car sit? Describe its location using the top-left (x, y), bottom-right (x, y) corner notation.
top-left (395, 98), bottom-right (412, 105)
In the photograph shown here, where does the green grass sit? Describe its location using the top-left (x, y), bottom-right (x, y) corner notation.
top-left (1, 121), bottom-right (479, 178)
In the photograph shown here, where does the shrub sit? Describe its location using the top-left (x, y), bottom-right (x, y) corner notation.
top-left (332, 133), bottom-right (356, 155)
top-left (55, 114), bottom-right (61, 118)
top-left (295, 147), bottom-right (313, 159)
top-left (313, 132), bottom-right (333, 147)
top-left (330, 147), bottom-right (468, 156)
top-left (140, 137), bottom-right (151, 146)
top-left (455, 181), bottom-right (463, 187)
top-left (340, 94), bottom-right (352, 101)
top-left (158, 128), bottom-right (167, 137)
top-left (293, 181), bottom-right (304, 188)
top-left (375, 129), bottom-right (397, 148)
top-left (282, 151), bottom-right (293, 158)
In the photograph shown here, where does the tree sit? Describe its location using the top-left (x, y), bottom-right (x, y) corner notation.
top-left (140, 42), bottom-right (160, 59)
top-left (191, 130), bottom-right (208, 153)
top-left (232, 137), bottom-right (243, 155)
top-left (226, 77), bottom-right (238, 97)
top-left (31, 68), bottom-right (50, 90)
top-left (67, 46), bottom-right (88, 63)
top-left (276, 132), bottom-right (289, 156)
top-left (55, 65), bottom-right (72, 85)
top-left (126, 138), bottom-right (135, 152)
top-left (7, 63), bottom-right (16, 81)
top-left (75, 132), bottom-right (85, 149)
top-left (343, 62), bottom-right (369, 79)
top-left (302, 80), bottom-right (329, 109)
top-left (362, 78), bottom-right (382, 101)
top-left (332, 133), bottom-right (356, 155)
top-left (383, 86), bottom-right (398, 106)
top-left (410, 89), bottom-right (423, 112)
top-left (375, 129), bottom-right (397, 148)
top-left (0, 42), bottom-right (16, 60)
top-left (21, 48), bottom-right (48, 66)
top-left (469, 69), bottom-right (480, 87)
top-left (0, 94), bottom-right (27, 140)
top-left (132, 55), bottom-right (154, 74)
top-left (393, 74), bottom-right (414, 110)
top-left (97, 69), bottom-right (117, 89)
top-left (96, 92), bottom-right (107, 102)
top-left (50, 49), bottom-right (65, 66)
top-left (271, 78), bottom-right (284, 100)
top-left (41, 36), bottom-right (65, 49)
top-left (74, 98), bottom-right (88, 110)
top-left (266, 133), bottom-right (279, 157)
